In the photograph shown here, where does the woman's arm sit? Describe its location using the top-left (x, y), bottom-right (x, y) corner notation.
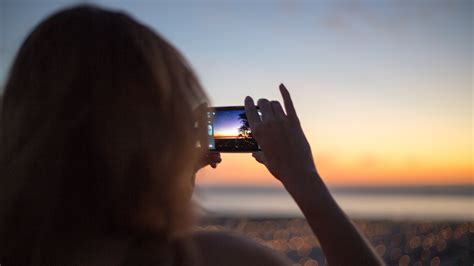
top-left (285, 172), bottom-right (383, 266)
top-left (244, 84), bottom-right (384, 266)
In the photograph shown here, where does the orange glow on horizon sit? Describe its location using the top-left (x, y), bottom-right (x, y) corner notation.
top-left (214, 129), bottom-right (240, 138)
top-left (196, 144), bottom-right (472, 187)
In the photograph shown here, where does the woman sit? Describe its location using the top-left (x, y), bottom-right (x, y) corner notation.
top-left (0, 5), bottom-right (383, 266)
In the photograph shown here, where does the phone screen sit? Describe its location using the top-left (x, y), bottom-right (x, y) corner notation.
top-left (207, 106), bottom-right (261, 152)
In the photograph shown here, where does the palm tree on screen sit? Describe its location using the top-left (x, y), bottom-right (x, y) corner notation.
top-left (238, 112), bottom-right (252, 139)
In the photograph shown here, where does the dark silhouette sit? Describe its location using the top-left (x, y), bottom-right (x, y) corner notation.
top-left (238, 112), bottom-right (252, 139)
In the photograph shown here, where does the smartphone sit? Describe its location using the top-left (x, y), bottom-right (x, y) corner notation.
top-left (207, 106), bottom-right (261, 152)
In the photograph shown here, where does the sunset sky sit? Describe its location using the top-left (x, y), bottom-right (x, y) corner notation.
top-left (0, 0), bottom-right (472, 186)
top-left (213, 110), bottom-right (246, 138)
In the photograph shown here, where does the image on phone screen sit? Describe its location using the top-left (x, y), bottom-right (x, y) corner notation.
top-left (207, 106), bottom-right (261, 152)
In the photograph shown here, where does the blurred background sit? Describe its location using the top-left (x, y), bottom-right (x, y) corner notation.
top-left (1, 0), bottom-right (472, 265)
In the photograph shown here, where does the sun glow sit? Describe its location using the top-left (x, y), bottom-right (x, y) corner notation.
top-left (214, 129), bottom-right (240, 138)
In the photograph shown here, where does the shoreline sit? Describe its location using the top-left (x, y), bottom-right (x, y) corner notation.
top-left (196, 209), bottom-right (474, 223)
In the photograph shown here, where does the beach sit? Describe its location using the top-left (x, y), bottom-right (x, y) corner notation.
top-left (196, 217), bottom-right (472, 266)
top-left (194, 185), bottom-right (473, 265)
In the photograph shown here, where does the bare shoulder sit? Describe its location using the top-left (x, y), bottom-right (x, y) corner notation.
top-left (192, 231), bottom-right (291, 266)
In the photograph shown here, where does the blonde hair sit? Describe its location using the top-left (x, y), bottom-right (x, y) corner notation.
top-left (0, 5), bottom-right (207, 264)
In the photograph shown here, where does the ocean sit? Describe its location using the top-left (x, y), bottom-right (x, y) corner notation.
top-left (193, 185), bottom-right (474, 221)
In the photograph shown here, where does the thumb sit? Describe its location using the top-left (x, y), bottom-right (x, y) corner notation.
top-left (252, 152), bottom-right (266, 165)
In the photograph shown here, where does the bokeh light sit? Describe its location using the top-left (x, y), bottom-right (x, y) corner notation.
top-left (195, 218), bottom-right (472, 265)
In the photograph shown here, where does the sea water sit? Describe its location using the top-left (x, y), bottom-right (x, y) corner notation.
top-left (193, 185), bottom-right (474, 221)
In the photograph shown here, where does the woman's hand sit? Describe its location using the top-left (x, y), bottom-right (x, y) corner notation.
top-left (193, 103), bottom-right (222, 172)
top-left (244, 84), bottom-right (317, 187)
top-left (195, 152), bottom-right (222, 171)
top-left (246, 85), bottom-right (384, 266)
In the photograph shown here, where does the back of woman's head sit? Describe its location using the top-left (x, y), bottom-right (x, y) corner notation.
top-left (0, 5), bottom-right (207, 264)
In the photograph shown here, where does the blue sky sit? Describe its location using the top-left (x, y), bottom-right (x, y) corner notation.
top-left (213, 109), bottom-right (246, 137)
top-left (1, 1), bottom-right (471, 117)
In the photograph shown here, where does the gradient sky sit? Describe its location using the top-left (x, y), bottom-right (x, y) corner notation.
top-left (213, 110), bottom-right (246, 138)
top-left (0, 0), bottom-right (472, 186)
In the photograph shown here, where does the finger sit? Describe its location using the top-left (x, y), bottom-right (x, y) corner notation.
top-left (270, 101), bottom-right (286, 121)
top-left (208, 152), bottom-right (222, 164)
top-left (245, 96), bottom-right (261, 130)
top-left (257, 98), bottom-right (274, 122)
top-left (279, 83), bottom-right (298, 122)
top-left (252, 152), bottom-right (265, 164)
